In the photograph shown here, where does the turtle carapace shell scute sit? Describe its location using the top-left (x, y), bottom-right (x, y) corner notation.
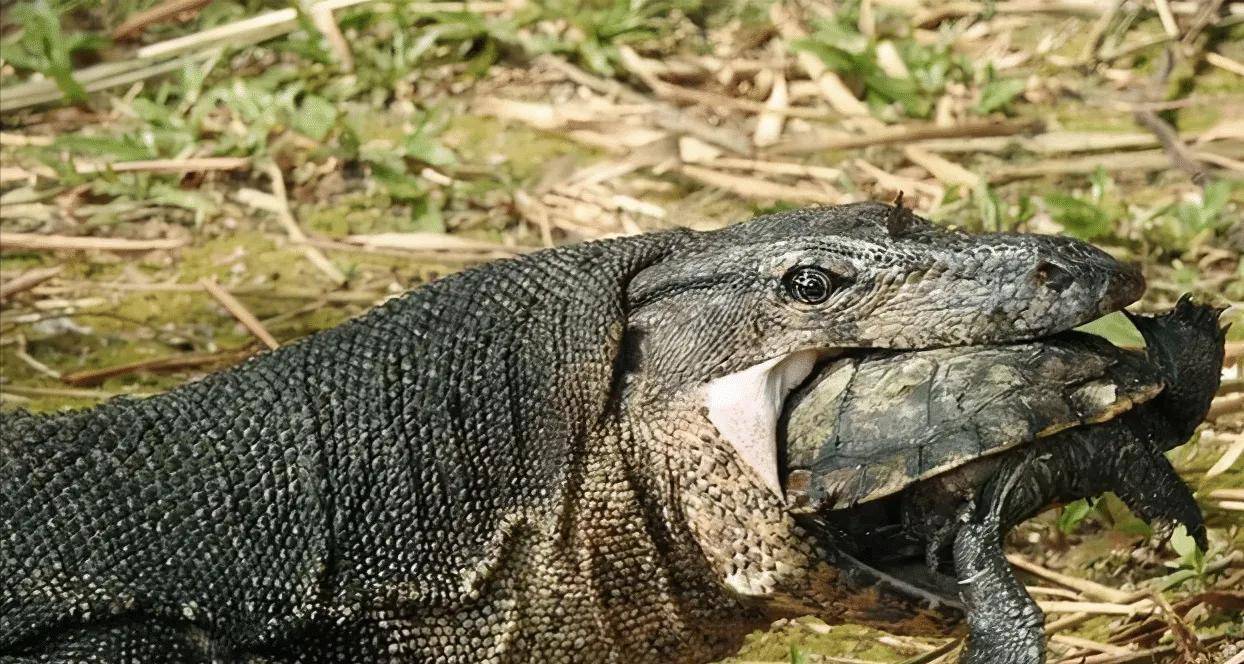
top-left (781, 331), bottom-right (1164, 512)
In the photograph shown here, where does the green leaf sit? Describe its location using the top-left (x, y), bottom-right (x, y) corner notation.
top-left (1089, 166), bottom-right (1112, 203)
top-left (789, 38), bottom-right (856, 76)
top-left (404, 133), bottom-right (456, 166)
top-left (1201, 180), bottom-right (1230, 218)
top-left (1168, 524), bottom-right (1204, 575)
top-left (1076, 311), bottom-right (1145, 347)
top-left (976, 77), bottom-right (1026, 114)
top-left (973, 183), bottom-right (1003, 231)
top-left (55, 135), bottom-right (154, 161)
top-left (1045, 194), bottom-right (1113, 240)
top-left (1, 1), bottom-right (105, 104)
top-left (409, 197), bottom-right (445, 233)
top-left (293, 95), bottom-right (339, 141)
top-left (1057, 499), bottom-right (1094, 534)
top-left (789, 645), bottom-right (807, 664)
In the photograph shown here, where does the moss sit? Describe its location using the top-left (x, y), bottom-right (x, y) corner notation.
top-left (725, 619), bottom-right (928, 663)
top-left (443, 115), bottom-right (600, 183)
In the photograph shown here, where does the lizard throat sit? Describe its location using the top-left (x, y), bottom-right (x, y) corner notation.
top-left (704, 349), bottom-right (822, 498)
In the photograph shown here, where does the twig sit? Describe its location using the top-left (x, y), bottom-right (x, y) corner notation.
top-left (60, 346), bottom-right (257, 387)
top-left (753, 71), bottom-right (788, 147)
top-left (1148, 590), bottom-right (1205, 661)
top-left (1, 385), bottom-right (151, 400)
top-left (0, 266), bottom-right (63, 301)
top-left (247, 163), bottom-right (347, 285)
top-left (771, 4), bottom-right (873, 117)
top-left (987, 148), bottom-right (1237, 182)
top-left (73, 157), bottom-right (250, 175)
top-left (1045, 612), bottom-right (1091, 634)
top-left (39, 280), bottom-right (380, 303)
top-left (0, 52), bottom-right (213, 113)
top-left (0, 133), bottom-right (54, 147)
top-left (895, 638), bottom-right (961, 664)
top-left (1050, 634), bottom-right (1132, 655)
top-left (1209, 394), bottom-right (1244, 421)
top-left (903, 146), bottom-right (982, 188)
top-left (770, 120), bottom-right (1041, 156)
top-left (1026, 585), bottom-right (1083, 600)
top-left (200, 278), bottom-right (280, 350)
top-left (677, 165), bottom-right (843, 204)
top-left (1037, 600), bottom-right (1154, 615)
top-left (307, 1), bottom-right (354, 71)
top-left (703, 157), bottom-right (843, 183)
top-left (1007, 554), bottom-right (1141, 603)
top-left (112, 0), bottom-right (213, 40)
top-left (1206, 52), bottom-right (1244, 77)
top-left (1077, 0), bottom-right (1122, 65)
top-left (1153, 0), bottom-right (1180, 38)
top-left (1134, 109), bottom-right (1208, 184)
top-left (1206, 435), bottom-right (1244, 477)
top-left (343, 233), bottom-right (526, 254)
top-left (14, 335), bottom-right (61, 379)
top-left (0, 233), bottom-right (188, 252)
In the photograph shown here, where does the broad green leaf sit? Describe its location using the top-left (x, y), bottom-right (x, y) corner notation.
top-left (404, 133), bottom-right (456, 166)
top-left (55, 135), bottom-right (153, 161)
top-left (1076, 311), bottom-right (1144, 347)
top-left (1169, 524), bottom-right (1204, 575)
top-left (1045, 194), bottom-right (1113, 240)
top-left (976, 77), bottom-right (1026, 114)
top-left (293, 95), bottom-right (339, 141)
top-left (1057, 499), bottom-right (1094, 534)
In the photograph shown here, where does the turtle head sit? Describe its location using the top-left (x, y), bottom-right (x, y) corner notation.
top-left (623, 201), bottom-right (1143, 494)
top-left (1125, 294), bottom-right (1228, 446)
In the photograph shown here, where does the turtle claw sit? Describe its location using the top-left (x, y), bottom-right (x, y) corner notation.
top-left (1108, 441), bottom-right (1207, 551)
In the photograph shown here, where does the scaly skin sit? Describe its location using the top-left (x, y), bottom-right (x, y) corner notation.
top-left (1, 203), bottom-right (1141, 662)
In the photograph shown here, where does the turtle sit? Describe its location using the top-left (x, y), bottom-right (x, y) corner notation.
top-left (778, 295), bottom-right (1227, 664)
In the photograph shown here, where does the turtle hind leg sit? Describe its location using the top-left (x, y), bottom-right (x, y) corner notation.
top-left (952, 519), bottom-right (1045, 664)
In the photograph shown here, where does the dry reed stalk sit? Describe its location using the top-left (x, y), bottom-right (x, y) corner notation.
top-left (0, 233), bottom-right (188, 252)
top-left (1006, 555), bottom-right (1140, 603)
top-left (200, 278), bottom-right (280, 350)
top-left (61, 347), bottom-right (258, 387)
top-left (678, 165), bottom-right (843, 204)
top-left (0, 266), bottom-right (63, 300)
top-left (771, 120), bottom-right (1041, 156)
top-left (112, 0), bottom-right (213, 39)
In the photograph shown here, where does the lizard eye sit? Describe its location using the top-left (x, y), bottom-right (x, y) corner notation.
top-left (783, 266), bottom-right (834, 304)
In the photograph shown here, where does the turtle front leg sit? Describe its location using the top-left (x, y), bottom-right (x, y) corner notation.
top-left (952, 513), bottom-right (1045, 664)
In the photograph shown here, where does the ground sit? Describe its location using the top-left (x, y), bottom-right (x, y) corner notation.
top-left (0, 1), bottom-right (1241, 662)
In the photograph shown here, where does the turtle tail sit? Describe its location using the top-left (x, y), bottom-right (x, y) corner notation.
top-left (1124, 295), bottom-right (1227, 448)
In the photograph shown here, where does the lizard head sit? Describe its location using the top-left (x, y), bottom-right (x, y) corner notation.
top-left (611, 202), bottom-right (1143, 628)
top-left (622, 201), bottom-right (1143, 497)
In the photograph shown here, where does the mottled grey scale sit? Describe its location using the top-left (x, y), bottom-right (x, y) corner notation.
top-left (2, 203), bottom-right (1149, 663)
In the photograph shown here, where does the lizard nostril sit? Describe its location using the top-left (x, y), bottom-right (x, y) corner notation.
top-left (1034, 261), bottom-right (1074, 293)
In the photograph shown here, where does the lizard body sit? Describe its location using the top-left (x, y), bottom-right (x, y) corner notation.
top-left (1, 203), bottom-right (1142, 662)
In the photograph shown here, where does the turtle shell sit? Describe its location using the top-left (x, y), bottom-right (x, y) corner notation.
top-left (780, 330), bottom-right (1164, 512)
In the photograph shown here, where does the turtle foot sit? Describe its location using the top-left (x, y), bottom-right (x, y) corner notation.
top-left (1109, 437), bottom-right (1207, 550)
top-left (952, 514), bottom-right (1044, 664)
